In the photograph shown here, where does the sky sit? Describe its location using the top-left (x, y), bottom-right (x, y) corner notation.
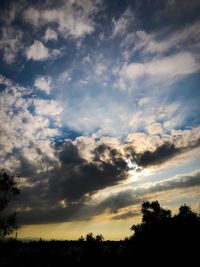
top-left (0, 0), bottom-right (200, 240)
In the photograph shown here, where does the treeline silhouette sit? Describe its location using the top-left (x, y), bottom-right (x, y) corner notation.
top-left (0, 200), bottom-right (199, 266)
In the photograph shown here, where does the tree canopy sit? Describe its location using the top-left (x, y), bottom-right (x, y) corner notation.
top-left (0, 169), bottom-right (20, 238)
top-left (130, 201), bottom-right (200, 242)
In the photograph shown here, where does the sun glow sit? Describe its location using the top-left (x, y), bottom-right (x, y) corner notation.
top-left (127, 159), bottom-right (153, 182)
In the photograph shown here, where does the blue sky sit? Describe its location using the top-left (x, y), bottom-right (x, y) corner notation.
top-left (0, 0), bottom-right (200, 240)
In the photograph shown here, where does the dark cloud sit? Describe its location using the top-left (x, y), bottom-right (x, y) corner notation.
top-left (6, 137), bottom-right (200, 225)
top-left (137, 142), bottom-right (180, 167)
top-left (59, 142), bottom-right (85, 165)
top-left (49, 142), bottom-right (130, 202)
top-left (9, 141), bottom-right (130, 224)
top-left (18, 203), bottom-right (83, 225)
top-left (126, 138), bottom-right (200, 167)
top-left (95, 190), bottom-right (142, 214)
top-left (13, 170), bottom-right (200, 224)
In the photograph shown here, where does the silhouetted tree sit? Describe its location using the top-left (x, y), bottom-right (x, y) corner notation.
top-left (172, 203), bottom-right (200, 240)
top-left (130, 200), bottom-right (200, 244)
top-left (130, 201), bottom-right (171, 240)
top-left (0, 169), bottom-right (20, 238)
top-left (95, 234), bottom-right (104, 242)
top-left (85, 232), bottom-right (95, 242)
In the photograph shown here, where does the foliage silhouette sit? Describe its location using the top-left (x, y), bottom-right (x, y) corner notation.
top-left (95, 234), bottom-right (104, 242)
top-left (130, 200), bottom-right (172, 240)
top-left (130, 201), bottom-right (200, 243)
top-left (80, 233), bottom-right (105, 242)
top-left (0, 169), bottom-right (20, 238)
top-left (85, 232), bottom-right (96, 242)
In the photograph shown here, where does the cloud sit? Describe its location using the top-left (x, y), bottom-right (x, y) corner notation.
top-left (91, 170), bottom-right (200, 220)
top-left (23, 6), bottom-right (40, 27)
top-left (148, 170), bottom-right (200, 193)
top-left (23, 0), bottom-right (102, 39)
top-left (0, 76), bottom-right (61, 169)
top-left (145, 123), bottom-right (164, 135)
top-left (117, 52), bottom-right (200, 90)
top-left (126, 126), bottom-right (200, 167)
top-left (4, 140), bottom-right (131, 224)
top-left (95, 189), bottom-right (142, 214)
top-left (26, 40), bottom-right (49, 61)
top-left (34, 76), bottom-right (52, 94)
top-left (15, 167), bottom-right (200, 224)
top-left (1, 110), bottom-right (199, 225)
top-left (134, 20), bottom-right (200, 54)
top-left (0, 26), bottom-right (23, 64)
top-left (126, 132), bottom-right (163, 153)
top-left (34, 99), bottom-right (62, 118)
top-left (49, 142), bottom-right (130, 202)
top-left (136, 142), bottom-right (180, 167)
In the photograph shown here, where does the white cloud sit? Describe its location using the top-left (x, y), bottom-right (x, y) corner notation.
top-left (126, 126), bottom-right (200, 154)
top-left (124, 20), bottom-right (200, 58)
top-left (44, 28), bottom-right (57, 42)
top-left (0, 76), bottom-right (61, 171)
top-left (117, 52), bottom-right (200, 89)
top-left (34, 99), bottom-right (63, 118)
top-left (34, 76), bottom-right (52, 94)
top-left (126, 132), bottom-right (163, 153)
top-left (23, 0), bottom-right (101, 39)
top-left (145, 52), bottom-right (199, 78)
top-left (145, 123), bottom-right (164, 135)
top-left (26, 40), bottom-right (49, 61)
top-left (23, 6), bottom-right (40, 27)
top-left (120, 20), bottom-right (200, 65)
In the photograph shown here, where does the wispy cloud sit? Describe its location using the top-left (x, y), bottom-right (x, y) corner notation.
top-left (116, 52), bottom-right (200, 90)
